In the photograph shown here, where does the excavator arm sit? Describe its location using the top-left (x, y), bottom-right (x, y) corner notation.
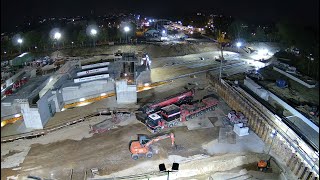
top-left (145, 132), bottom-right (175, 147)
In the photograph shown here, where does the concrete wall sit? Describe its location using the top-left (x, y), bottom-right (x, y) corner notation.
top-left (269, 92), bottom-right (319, 133)
top-left (1, 101), bottom-right (21, 118)
top-left (61, 80), bottom-right (114, 104)
top-left (20, 100), bottom-right (43, 129)
top-left (37, 90), bottom-right (56, 126)
top-left (116, 80), bottom-right (137, 104)
top-left (244, 77), bottom-right (270, 101)
top-left (273, 66), bottom-right (316, 88)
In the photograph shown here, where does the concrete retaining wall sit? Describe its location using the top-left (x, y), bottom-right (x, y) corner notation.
top-left (207, 73), bottom-right (319, 179)
top-left (116, 80), bottom-right (137, 104)
top-left (273, 67), bottom-right (316, 88)
top-left (20, 100), bottom-right (43, 129)
top-left (61, 80), bottom-right (114, 104)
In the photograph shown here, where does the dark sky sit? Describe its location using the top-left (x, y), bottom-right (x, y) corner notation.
top-left (1, 0), bottom-right (319, 32)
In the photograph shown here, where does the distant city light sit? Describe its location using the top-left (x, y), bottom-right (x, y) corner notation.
top-left (14, 114), bottom-right (21, 118)
top-left (79, 98), bottom-right (86, 102)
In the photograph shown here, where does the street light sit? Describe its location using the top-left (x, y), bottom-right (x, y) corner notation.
top-left (17, 38), bottom-right (23, 53)
top-left (236, 42), bottom-right (242, 53)
top-left (90, 28), bottom-right (98, 47)
top-left (53, 32), bottom-right (61, 49)
top-left (124, 26), bottom-right (130, 43)
top-left (54, 32), bottom-right (61, 40)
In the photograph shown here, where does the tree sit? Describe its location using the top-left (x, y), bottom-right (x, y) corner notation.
top-left (24, 31), bottom-right (41, 50)
top-left (98, 28), bottom-right (109, 43)
top-left (254, 27), bottom-right (267, 41)
top-left (77, 30), bottom-right (87, 46)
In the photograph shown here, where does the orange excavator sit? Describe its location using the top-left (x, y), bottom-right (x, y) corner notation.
top-left (130, 132), bottom-right (175, 160)
top-left (257, 157), bottom-right (272, 172)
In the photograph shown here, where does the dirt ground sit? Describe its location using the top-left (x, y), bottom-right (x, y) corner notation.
top-left (1, 80), bottom-right (275, 180)
top-left (1, 68), bottom-right (285, 180)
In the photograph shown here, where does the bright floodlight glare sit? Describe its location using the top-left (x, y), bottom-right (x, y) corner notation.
top-left (17, 38), bottom-right (23, 44)
top-left (162, 30), bottom-right (166, 34)
top-left (258, 49), bottom-right (268, 56)
top-left (124, 26), bottom-right (130, 32)
top-left (236, 42), bottom-right (242, 47)
top-left (90, 29), bottom-right (97, 36)
top-left (54, 32), bottom-right (61, 40)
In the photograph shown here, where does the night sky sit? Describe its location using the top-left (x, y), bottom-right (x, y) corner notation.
top-left (1, 0), bottom-right (319, 32)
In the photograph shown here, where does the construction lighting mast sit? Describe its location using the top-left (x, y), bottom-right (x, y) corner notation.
top-left (217, 30), bottom-right (229, 81)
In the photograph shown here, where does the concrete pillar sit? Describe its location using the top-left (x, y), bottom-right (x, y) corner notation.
top-left (293, 159), bottom-right (302, 175)
top-left (262, 124), bottom-right (269, 142)
top-left (301, 168), bottom-right (311, 180)
top-left (258, 120), bottom-right (265, 137)
top-left (256, 118), bottom-right (262, 137)
top-left (307, 172), bottom-right (318, 180)
top-left (297, 164), bottom-right (307, 179)
top-left (283, 147), bottom-right (293, 163)
top-left (287, 153), bottom-right (297, 167)
top-left (289, 153), bottom-right (299, 171)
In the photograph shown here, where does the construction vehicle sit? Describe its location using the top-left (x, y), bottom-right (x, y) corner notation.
top-left (135, 27), bottom-right (148, 37)
top-left (145, 95), bottom-right (219, 133)
top-left (130, 132), bottom-right (175, 160)
top-left (227, 110), bottom-right (248, 126)
top-left (139, 88), bottom-right (195, 114)
top-left (257, 157), bottom-right (272, 172)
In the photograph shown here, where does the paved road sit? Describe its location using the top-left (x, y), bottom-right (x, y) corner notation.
top-left (150, 50), bottom-right (254, 82)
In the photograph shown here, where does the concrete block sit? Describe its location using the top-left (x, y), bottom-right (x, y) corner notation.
top-left (233, 123), bottom-right (249, 136)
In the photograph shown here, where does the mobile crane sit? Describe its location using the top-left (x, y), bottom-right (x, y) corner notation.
top-left (129, 132), bottom-right (175, 160)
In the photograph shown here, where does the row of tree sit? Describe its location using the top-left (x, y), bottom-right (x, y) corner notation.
top-left (1, 22), bottom-right (137, 55)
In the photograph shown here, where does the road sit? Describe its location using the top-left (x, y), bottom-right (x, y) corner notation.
top-left (149, 50), bottom-right (257, 82)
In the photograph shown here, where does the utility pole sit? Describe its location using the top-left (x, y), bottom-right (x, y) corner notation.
top-left (217, 30), bottom-right (227, 81)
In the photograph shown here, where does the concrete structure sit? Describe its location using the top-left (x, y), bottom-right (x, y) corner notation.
top-left (1, 52), bottom-right (149, 131)
top-left (76, 67), bottom-right (108, 76)
top-left (233, 123), bottom-right (249, 136)
top-left (273, 66), bottom-right (316, 88)
top-left (115, 80), bottom-right (137, 104)
top-left (208, 74), bottom-right (319, 179)
top-left (74, 74), bottom-right (110, 83)
top-left (244, 77), bottom-right (270, 101)
top-left (60, 80), bottom-right (114, 105)
top-left (81, 62), bottom-right (110, 70)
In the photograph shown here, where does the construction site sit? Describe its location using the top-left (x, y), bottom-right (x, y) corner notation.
top-left (1, 40), bottom-right (319, 180)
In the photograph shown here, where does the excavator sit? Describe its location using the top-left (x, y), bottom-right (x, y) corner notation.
top-left (257, 157), bottom-right (272, 172)
top-left (130, 132), bottom-right (175, 160)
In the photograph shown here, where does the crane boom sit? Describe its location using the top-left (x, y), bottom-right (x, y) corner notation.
top-left (145, 132), bottom-right (175, 147)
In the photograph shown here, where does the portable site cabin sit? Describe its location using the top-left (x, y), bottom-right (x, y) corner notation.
top-left (10, 52), bottom-right (34, 67)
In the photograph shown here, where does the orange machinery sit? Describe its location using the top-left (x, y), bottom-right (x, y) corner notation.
top-left (130, 132), bottom-right (175, 160)
top-left (257, 157), bottom-right (271, 172)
